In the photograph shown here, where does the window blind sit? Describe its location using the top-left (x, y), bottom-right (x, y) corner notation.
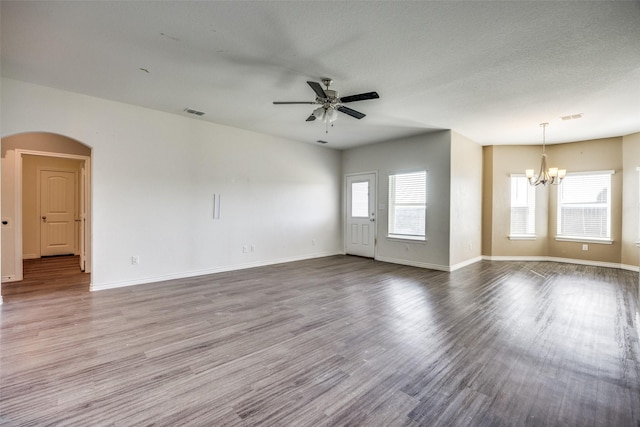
top-left (557, 171), bottom-right (612, 241)
top-left (510, 175), bottom-right (535, 237)
top-left (388, 171), bottom-right (426, 239)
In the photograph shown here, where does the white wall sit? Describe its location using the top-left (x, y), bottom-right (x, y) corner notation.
top-left (1, 78), bottom-right (342, 290)
top-left (450, 131), bottom-right (482, 267)
top-left (342, 131), bottom-right (452, 270)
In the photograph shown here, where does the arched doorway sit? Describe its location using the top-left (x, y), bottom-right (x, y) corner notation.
top-left (1, 132), bottom-right (92, 301)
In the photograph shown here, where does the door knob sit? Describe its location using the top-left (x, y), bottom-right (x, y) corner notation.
top-left (41, 216), bottom-right (47, 223)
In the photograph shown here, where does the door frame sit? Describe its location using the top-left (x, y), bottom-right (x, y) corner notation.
top-left (11, 149), bottom-right (92, 281)
top-left (344, 171), bottom-right (377, 257)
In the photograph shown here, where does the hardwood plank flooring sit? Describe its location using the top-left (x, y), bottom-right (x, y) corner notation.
top-left (1, 256), bottom-right (638, 426)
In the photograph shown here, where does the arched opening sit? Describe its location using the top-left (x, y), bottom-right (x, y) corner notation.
top-left (1, 132), bottom-right (92, 301)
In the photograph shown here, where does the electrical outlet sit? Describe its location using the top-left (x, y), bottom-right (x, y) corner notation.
top-left (311, 239), bottom-right (316, 246)
top-left (242, 245), bottom-right (249, 253)
top-left (582, 244), bottom-right (588, 251)
top-left (250, 245), bottom-right (255, 252)
top-left (131, 256), bottom-right (140, 265)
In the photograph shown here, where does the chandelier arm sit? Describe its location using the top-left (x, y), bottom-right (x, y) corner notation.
top-left (528, 153), bottom-right (547, 186)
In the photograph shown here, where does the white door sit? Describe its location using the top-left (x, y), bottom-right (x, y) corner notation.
top-left (40, 170), bottom-right (77, 257)
top-left (345, 173), bottom-right (376, 257)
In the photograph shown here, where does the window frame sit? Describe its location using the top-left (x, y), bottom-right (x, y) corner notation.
top-left (387, 170), bottom-right (427, 241)
top-left (556, 170), bottom-right (614, 244)
top-left (637, 166), bottom-right (640, 246)
top-left (509, 174), bottom-right (536, 240)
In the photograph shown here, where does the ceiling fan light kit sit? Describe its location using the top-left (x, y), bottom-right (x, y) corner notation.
top-left (525, 122), bottom-right (566, 186)
top-left (273, 78), bottom-right (379, 134)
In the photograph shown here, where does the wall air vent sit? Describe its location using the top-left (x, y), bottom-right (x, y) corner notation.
top-left (316, 140), bottom-right (328, 144)
top-left (184, 108), bottom-right (205, 116)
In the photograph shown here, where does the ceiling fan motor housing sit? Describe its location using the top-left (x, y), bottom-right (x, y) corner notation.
top-left (323, 90), bottom-right (338, 102)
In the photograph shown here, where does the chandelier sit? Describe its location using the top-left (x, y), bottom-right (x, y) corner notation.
top-left (525, 123), bottom-right (566, 186)
top-left (312, 106), bottom-right (338, 133)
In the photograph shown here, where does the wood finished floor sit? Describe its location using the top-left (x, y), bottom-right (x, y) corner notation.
top-left (1, 256), bottom-right (639, 426)
top-left (1, 255), bottom-right (90, 300)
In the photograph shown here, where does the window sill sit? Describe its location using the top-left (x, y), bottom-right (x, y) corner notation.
top-left (388, 235), bottom-right (427, 243)
top-left (555, 236), bottom-right (613, 245)
top-left (509, 235), bottom-right (536, 241)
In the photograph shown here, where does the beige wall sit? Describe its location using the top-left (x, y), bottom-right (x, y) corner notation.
top-left (22, 155), bottom-right (83, 259)
top-left (482, 146), bottom-right (493, 256)
top-left (547, 138), bottom-right (622, 264)
top-left (1, 151), bottom-right (18, 280)
top-left (484, 145), bottom-right (549, 257)
top-left (622, 132), bottom-right (640, 267)
top-left (482, 136), bottom-right (636, 268)
top-left (450, 131), bottom-right (482, 266)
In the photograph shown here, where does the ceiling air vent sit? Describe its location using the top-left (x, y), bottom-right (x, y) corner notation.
top-left (184, 107), bottom-right (205, 116)
top-left (561, 113), bottom-right (583, 121)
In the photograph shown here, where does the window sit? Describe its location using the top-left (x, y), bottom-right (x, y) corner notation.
top-left (510, 175), bottom-right (536, 239)
top-left (351, 181), bottom-right (369, 218)
top-left (557, 171), bottom-right (613, 242)
top-left (388, 170), bottom-right (427, 240)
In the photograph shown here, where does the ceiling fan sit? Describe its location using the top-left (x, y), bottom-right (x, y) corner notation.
top-left (273, 78), bottom-right (379, 129)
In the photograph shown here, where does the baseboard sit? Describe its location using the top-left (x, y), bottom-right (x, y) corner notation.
top-left (90, 251), bottom-right (342, 292)
top-left (621, 263), bottom-right (640, 272)
top-left (449, 256), bottom-right (483, 272)
top-left (483, 255), bottom-right (640, 272)
top-left (374, 255), bottom-right (450, 272)
top-left (373, 255), bottom-right (485, 272)
top-left (84, 251), bottom-right (640, 292)
top-left (22, 254), bottom-right (39, 260)
top-left (483, 255), bottom-right (549, 262)
top-left (376, 254), bottom-right (635, 273)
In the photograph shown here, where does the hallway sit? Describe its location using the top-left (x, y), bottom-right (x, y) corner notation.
top-left (1, 256), bottom-right (90, 302)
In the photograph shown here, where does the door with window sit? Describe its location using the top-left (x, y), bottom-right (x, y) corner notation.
top-left (345, 173), bottom-right (376, 257)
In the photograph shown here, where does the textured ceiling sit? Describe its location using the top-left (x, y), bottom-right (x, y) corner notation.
top-left (2, 1), bottom-right (639, 149)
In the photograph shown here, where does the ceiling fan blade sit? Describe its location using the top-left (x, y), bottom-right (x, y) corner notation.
top-left (273, 101), bottom-right (317, 104)
top-left (306, 114), bottom-right (316, 122)
top-left (339, 91), bottom-right (380, 103)
top-left (337, 106), bottom-right (366, 119)
top-left (307, 81), bottom-right (327, 99)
